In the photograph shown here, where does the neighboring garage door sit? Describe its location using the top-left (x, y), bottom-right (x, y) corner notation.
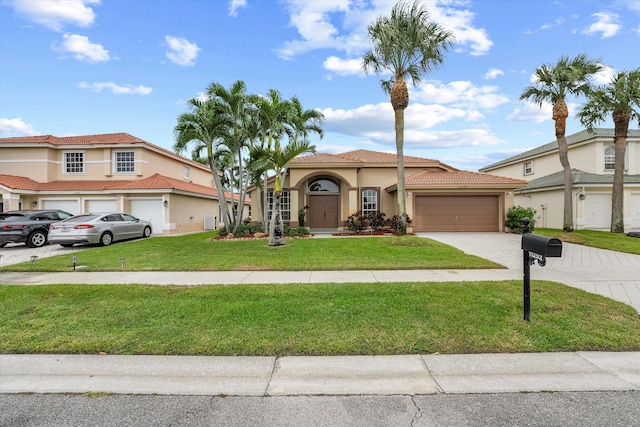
top-left (631, 194), bottom-right (640, 229)
top-left (583, 194), bottom-right (611, 230)
top-left (130, 198), bottom-right (163, 235)
top-left (86, 199), bottom-right (117, 213)
top-left (414, 195), bottom-right (500, 232)
top-left (43, 199), bottom-right (80, 215)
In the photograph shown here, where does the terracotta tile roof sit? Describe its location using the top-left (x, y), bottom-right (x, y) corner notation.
top-left (0, 173), bottom-right (246, 201)
top-left (291, 149), bottom-right (457, 170)
top-left (0, 174), bottom-right (41, 191)
top-left (403, 170), bottom-right (528, 186)
top-left (291, 153), bottom-right (364, 164)
top-left (0, 132), bottom-right (209, 172)
top-left (0, 133), bottom-right (145, 146)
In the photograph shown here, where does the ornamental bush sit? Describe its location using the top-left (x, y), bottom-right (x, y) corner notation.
top-left (506, 206), bottom-right (536, 234)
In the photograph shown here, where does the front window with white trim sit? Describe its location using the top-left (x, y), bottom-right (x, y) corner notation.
top-left (361, 189), bottom-right (379, 215)
top-left (114, 151), bottom-right (135, 173)
top-left (523, 161), bottom-right (533, 175)
top-left (64, 152), bottom-right (84, 174)
top-left (184, 166), bottom-right (190, 179)
top-left (267, 190), bottom-right (290, 221)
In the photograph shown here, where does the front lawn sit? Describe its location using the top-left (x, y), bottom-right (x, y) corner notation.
top-left (2, 281), bottom-right (639, 355)
top-left (536, 228), bottom-right (640, 255)
top-left (7, 234), bottom-right (501, 271)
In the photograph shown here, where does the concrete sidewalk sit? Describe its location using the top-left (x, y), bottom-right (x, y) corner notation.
top-left (2, 352), bottom-right (639, 396)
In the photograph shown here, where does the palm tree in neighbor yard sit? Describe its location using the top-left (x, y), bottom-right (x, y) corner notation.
top-left (520, 54), bottom-right (602, 231)
top-left (251, 139), bottom-right (316, 246)
top-left (362, 1), bottom-right (453, 235)
top-left (578, 69), bottom-right (640, 233)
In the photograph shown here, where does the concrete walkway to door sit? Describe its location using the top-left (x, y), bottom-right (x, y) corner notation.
top-left (418, 232), bottom-right (640, 314)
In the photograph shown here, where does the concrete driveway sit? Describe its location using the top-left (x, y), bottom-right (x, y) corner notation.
top-left (418, 232), bottom-right (640, 313)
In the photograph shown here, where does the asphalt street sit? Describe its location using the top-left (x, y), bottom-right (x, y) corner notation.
top-left (2, 391), bottom-right (639, 427)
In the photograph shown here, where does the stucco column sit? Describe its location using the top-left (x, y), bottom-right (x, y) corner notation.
top-left (289, 188), bottom-right (300, 227)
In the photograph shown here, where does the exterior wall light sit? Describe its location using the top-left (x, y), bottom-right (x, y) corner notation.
top-left (163, 200), bottom-right (168, 207)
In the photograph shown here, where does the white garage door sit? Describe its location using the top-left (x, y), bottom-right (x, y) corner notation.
top-left (584, 194), bottom-right (611, 230)
top-left (43, 199), bottom-right (80, 215)
top-left (130, 198), bottom-right (163, 235)
top-left (86, 199), bottom-right (117, 213)
top-left (630, 194), bottom-right (640, 229)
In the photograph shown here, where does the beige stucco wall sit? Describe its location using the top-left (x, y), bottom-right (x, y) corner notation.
top-left (484, 140), bottom-right (639, 180)
top-left (0, 145), bottom-right (212, 185)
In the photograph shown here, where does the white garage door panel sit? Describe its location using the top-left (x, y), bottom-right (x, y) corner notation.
top-left (43, 200), bottom-right (80, 215)
top-left (86, 199), bottom-right (117, 213)
top-left (584, 194), bottom-right (611, 229)
top-left (630, 194), bottom-right (640, 229)
top-left (130, 199), bottom-right (163, 235)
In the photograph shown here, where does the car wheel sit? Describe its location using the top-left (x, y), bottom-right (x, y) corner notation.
top-left (99, 232), bottom-right (113, 246)
top-left (60, 244), bottom-right (75, 248)
top-left (142, 226), bottom-right (152, 238)
top-left (26, 231), bottom-right (47, 248)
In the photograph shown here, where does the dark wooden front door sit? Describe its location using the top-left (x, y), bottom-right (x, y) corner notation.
top-left (308, 195), bottom-right (339, 228)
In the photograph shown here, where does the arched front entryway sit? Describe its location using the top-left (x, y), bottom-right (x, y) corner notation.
top-left (307, 178), bottom-right (340, 228)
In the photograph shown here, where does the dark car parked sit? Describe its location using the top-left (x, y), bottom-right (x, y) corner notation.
top-left (0, 209), bottom-right (73, 248)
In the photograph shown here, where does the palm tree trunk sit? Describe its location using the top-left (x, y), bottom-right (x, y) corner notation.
top-left (395, 107), bottom-right (407, 235)
top-left (553, 99), bottom-right (573, 232)
top-left (268, 192), bottom-right (285, 246)
top-left (611, 114), bottom-right (630, 233)
top-left (209, 157), bottom-right (231, 234)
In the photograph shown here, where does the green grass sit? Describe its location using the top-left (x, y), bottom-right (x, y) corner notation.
top-left (2, 281), bottom-right (638, 355)
top-left (7, 234), bottom-right (501, 271)
top-left (536, 228), bottom-right (640, 255)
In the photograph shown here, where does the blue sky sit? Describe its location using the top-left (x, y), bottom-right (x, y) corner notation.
top-left (1, 0), bottom-right (638, 171)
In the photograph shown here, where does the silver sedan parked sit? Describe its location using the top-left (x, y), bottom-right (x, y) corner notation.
top-left (48, 212), bottom-right (152, 247)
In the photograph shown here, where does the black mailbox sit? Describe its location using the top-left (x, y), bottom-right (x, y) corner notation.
top-left (521, 234), bottom-right (562, 258)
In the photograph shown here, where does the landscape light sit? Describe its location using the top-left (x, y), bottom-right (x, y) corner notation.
top-left (119, 257), bottom-right (126, 271)
top-left (71, 256), bottom-right (78, 271)
top-left (30, 255), bottom-right (38, 270)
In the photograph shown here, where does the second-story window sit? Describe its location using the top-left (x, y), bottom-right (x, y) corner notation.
top-left (64, 152), bottom-right (84, 174)
top-left (604, 146), bottom-right (615, 170)
top-left (523, 161), bottom-right (533, 175)
top-left (184, 166), bottom-right (190, 179)
top-left (115, 151), bottom-right (135, 173)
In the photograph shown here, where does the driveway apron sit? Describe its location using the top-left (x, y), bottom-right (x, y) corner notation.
top-left (418, 232), bottom-right (640, 314)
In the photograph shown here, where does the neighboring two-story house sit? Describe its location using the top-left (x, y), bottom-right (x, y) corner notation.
top-left (479, 128), bottom-right (640, 231)
top-left (250, 149), bottom-right (527, 232)
top-left (0, 133), bottom-right (245, 234)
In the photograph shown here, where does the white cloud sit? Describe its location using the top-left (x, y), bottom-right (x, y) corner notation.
top-left (53, 34), bottom-right (109, 63)
top-left (277, 0), bottom-right (493, 60)
top-left (0, 118), bottom-right (39, 137)
top-left (13, 0), bottom-right (99, 32)
top-left (484, 68), bottom-right (504, 80)
top-left (228, 0), bottom-right (247, 17)
top-left (582, 12), bottom-right (621, 38)
top-left (593, 64), bottom-right (616, 85)
top-left (507, 102), bottom-right (552, 123)
top-left (413, 80), bottom-right (509, 109)
top-left (165, 35), bottom-right (200, 66)
top-left (323, 56), bottom-right (362, 76)
top-left (78, 82), bottom-right (152, 95)
top-left (320, 100), bottom-right (489, 149)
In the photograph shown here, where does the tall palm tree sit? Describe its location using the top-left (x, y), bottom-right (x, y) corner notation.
top-left (578, 69), bottom-right (640, 233)
top-left (362, 1), bottom-right (453, 235)
top-left (251, 139), bottom-right (316, 246)
top-left (207, 80), bottom-right (254, 233)
top-left (253, 90), bottom-right (294, 229)
top-left (520, 54), bottom-right (602, 231)
top-left (289, 96), bottom-right (325, 143)
top-left (174, 97), bottom-right (233, 233)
